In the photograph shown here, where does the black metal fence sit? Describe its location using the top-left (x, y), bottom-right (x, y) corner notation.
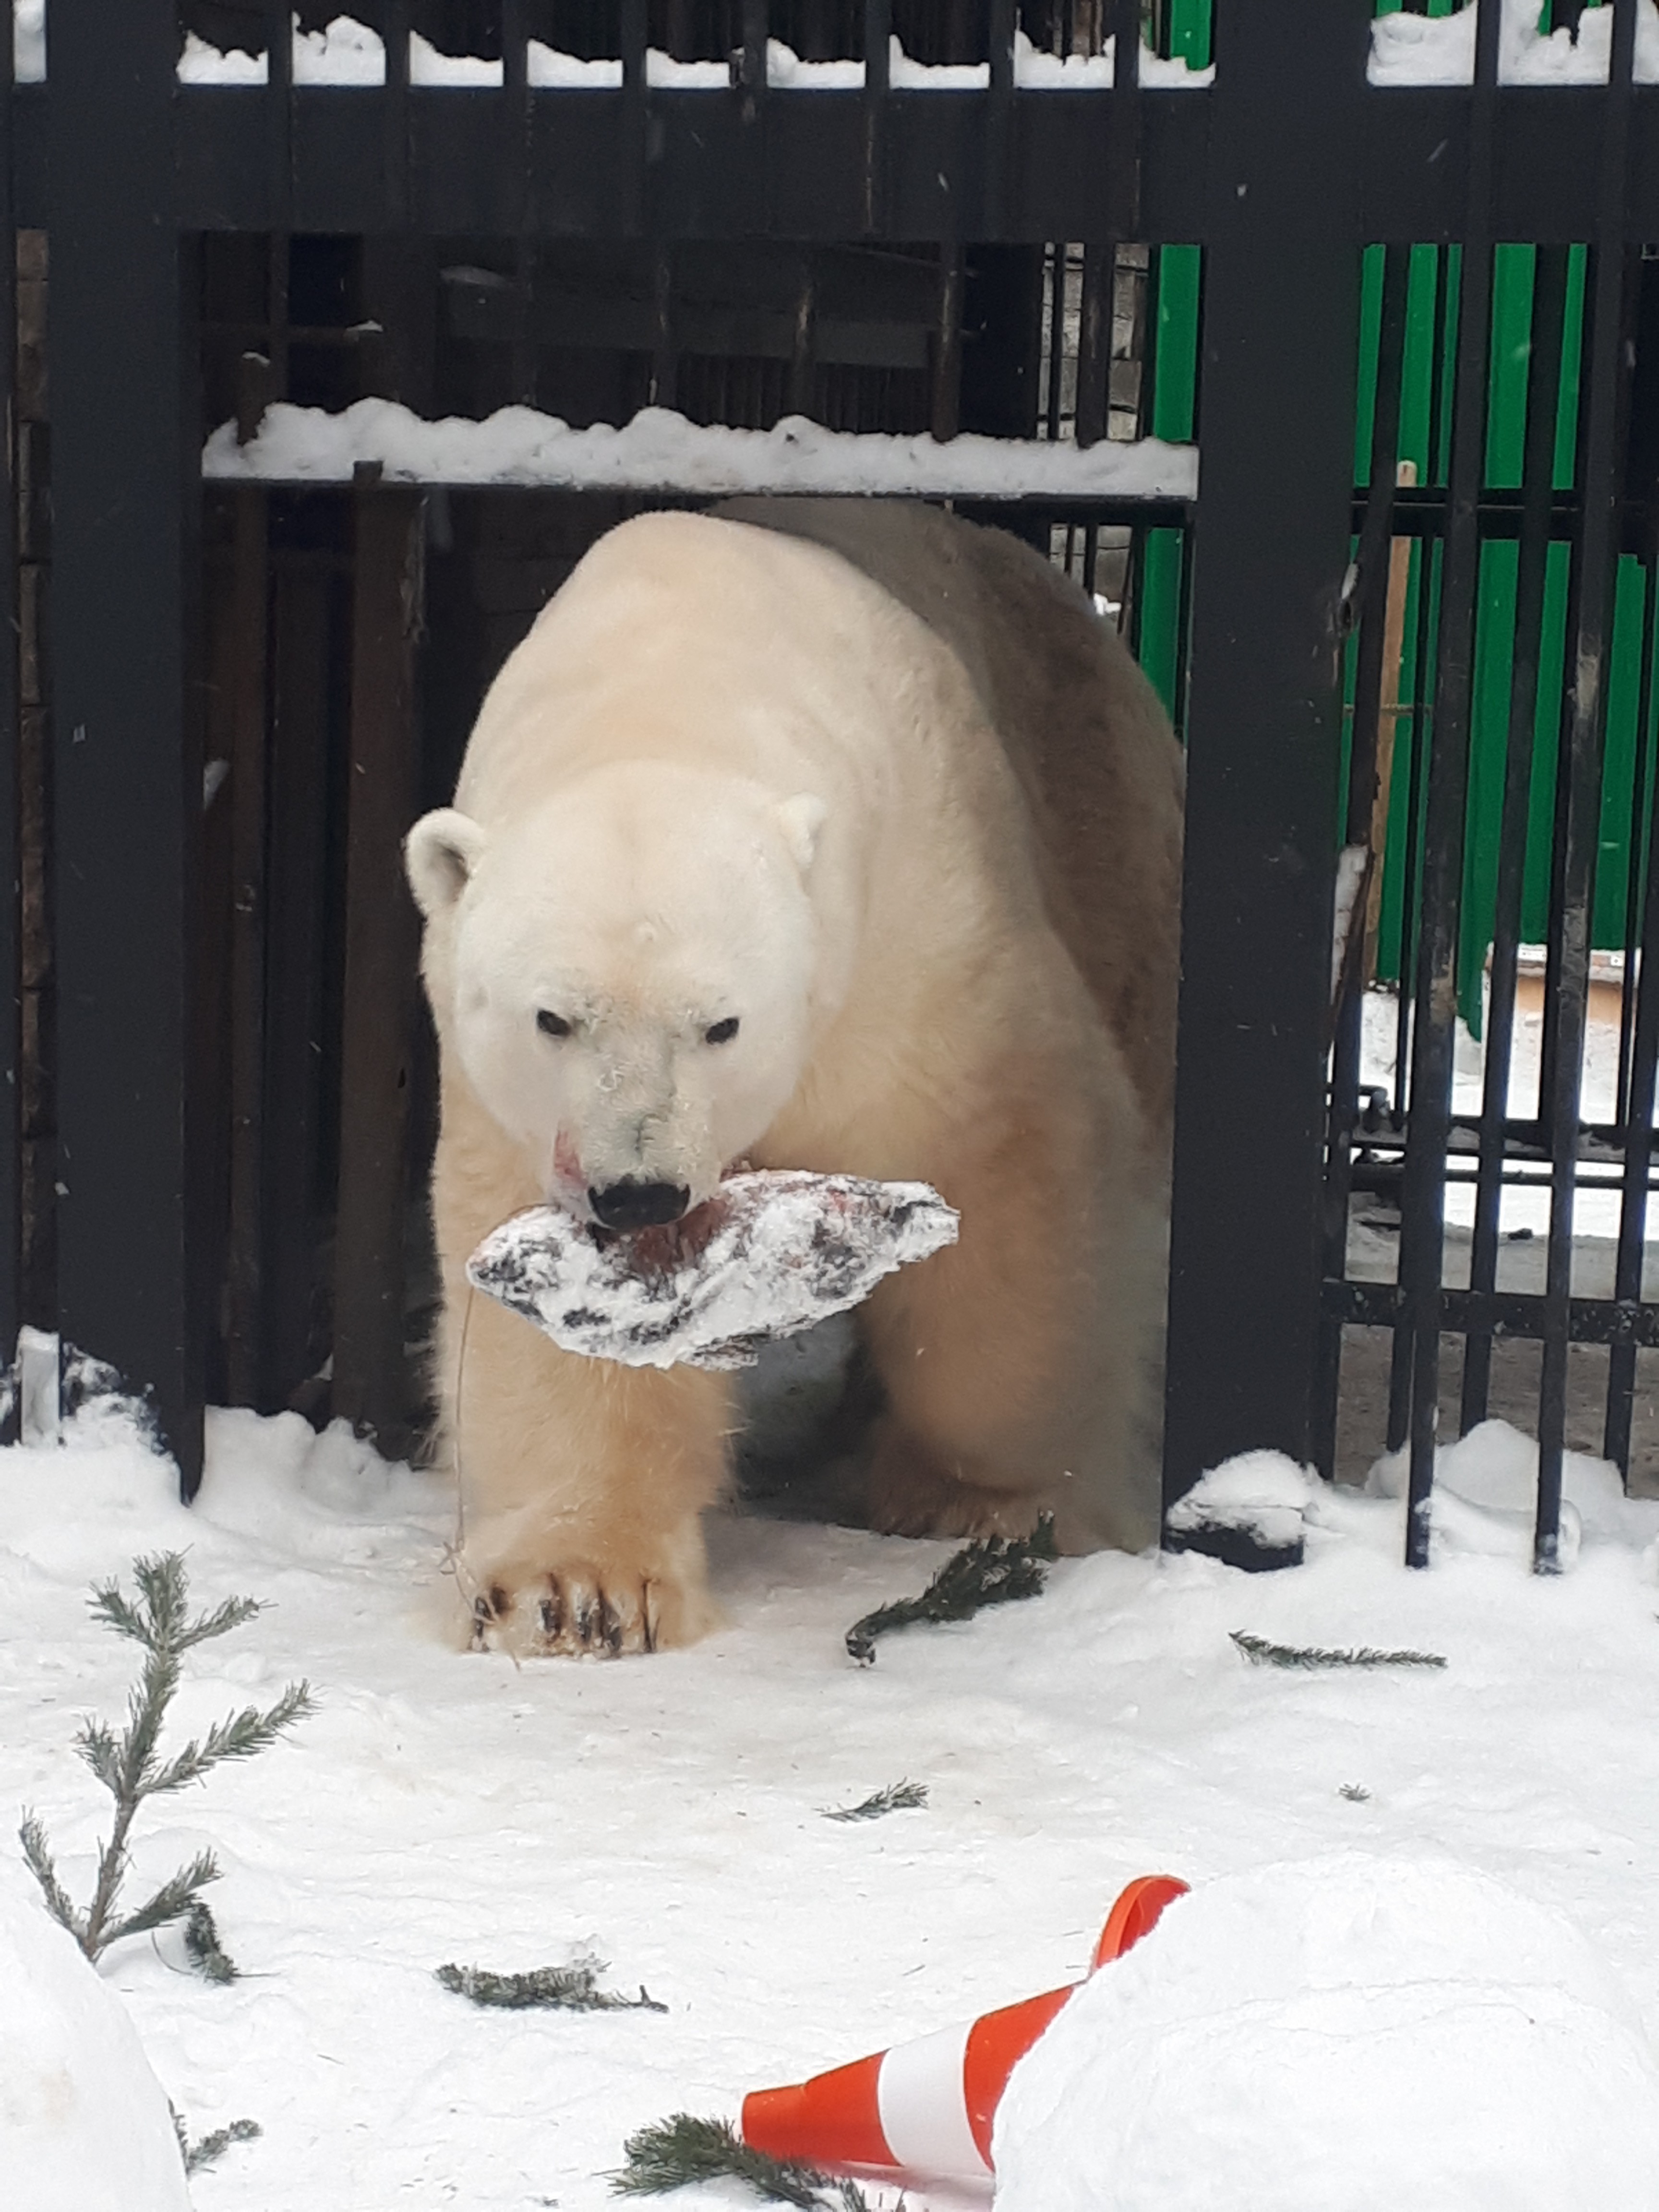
top-left (3, 0), bottom-right (1656, 1561)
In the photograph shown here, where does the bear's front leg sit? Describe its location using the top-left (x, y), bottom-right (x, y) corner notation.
top-left (441, 1287), bottom-right (731, 1657)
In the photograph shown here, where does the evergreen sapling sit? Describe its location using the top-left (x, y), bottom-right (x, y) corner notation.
top-left (18, 1551), bottom-right (316, 1964)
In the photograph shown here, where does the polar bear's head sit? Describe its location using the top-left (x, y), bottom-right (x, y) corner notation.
top-left (407, 761), bottom-right (827, 1227)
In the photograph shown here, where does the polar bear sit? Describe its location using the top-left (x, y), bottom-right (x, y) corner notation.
top-left (405, 499), bottom-right (1183, 1656)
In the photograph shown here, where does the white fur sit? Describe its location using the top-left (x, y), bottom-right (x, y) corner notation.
top-left (409, 504), bottom-right (1182, 1656)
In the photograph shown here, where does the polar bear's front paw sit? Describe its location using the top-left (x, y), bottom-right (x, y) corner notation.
top-left (465, 1563), bottom-right (717, 1658)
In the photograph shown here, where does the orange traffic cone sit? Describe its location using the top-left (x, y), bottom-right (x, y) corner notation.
top-left (741, 1872), bottom-right (1188, 2182)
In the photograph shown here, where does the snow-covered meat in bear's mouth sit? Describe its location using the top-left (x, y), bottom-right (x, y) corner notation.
top-left (466, 1169), bottom-right (959, 1372)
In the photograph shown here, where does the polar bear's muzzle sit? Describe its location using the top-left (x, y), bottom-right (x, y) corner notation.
top-left (587, 1178), bottom-right (692, 1232)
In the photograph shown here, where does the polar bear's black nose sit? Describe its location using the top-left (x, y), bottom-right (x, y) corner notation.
top-left (589, 1179), bottom-right (692, 1232)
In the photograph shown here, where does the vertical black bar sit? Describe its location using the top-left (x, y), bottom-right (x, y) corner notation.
top-left (383, 0), bottom-right (410, 228)
top-left (1539, 0), bottom-right (1640, 1565)
top-left (260, 550), bottom-right (331, 1413)
top-left (1390, 251), bottom-right (1453, 1127)
top-left (1605, 561), bottom-right (1659, 1474)
top-left (1044, 244), bottom-right (1068, 441)
top-left (0, 0), bottom-right (18, 1430)
top-left (50, 0), bottom-right (204, 1488)
top-left (931, 248), bottom-right (964, 440)
top-left (789, 253), bottom-right (817, 419)
top-left (1396, 0), bottom-right (1502, 1566)
top-left (1076, 247), bottom-right (1112, 450)
top-left (1613, 565), bottom-right (1656, 1130)
top-left (1316, 241), bottom-right (1409, 1481)
top-left (1462, 246), bottom-right (1570, 1435)
top-left (223, 489), bottom-right (269, 1410)
top-left (650, 245), bottom-right (678, 411)
top-left (1384, 528), bottom-right (1441, 1455)
top-left (740, 0), bottom-right (769, 94)
top-left (1162, 0), bottom-right (1368, 1514)
top-left (861, 0), bottom-right (890, 239)
top-left (332, 474), bottom-right (422, 1453)
top-left (1076, 0), bottom-right (1141, 450)
top-left (622, 0), bottom-right (648, 238)
top-left (501, 0), bottom-right (535, 406)
top-left (983, 0), bottom-right (1014, 241)
top-left (265, 0), bottom-right (291, 403)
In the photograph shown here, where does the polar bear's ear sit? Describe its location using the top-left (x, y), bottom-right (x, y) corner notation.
top-left (776, 793), bottom-right (827, 875)
top-left (406, 808), bottom-right (487, 917)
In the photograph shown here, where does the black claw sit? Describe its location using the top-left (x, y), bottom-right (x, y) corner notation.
top-left (600, 1593), bottom-right (624, 1655)
top-left (573, 1595), bottom-right (594, 1647)
top-left (540, 1585), bottom-right (564, 1640)
top-left (642, 1585), bottom-right (658, 1655)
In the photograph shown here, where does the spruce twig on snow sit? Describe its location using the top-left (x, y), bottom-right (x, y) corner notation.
top-left (845, 1516), bottom-right (1058, 1663)
top-left (183, 1897), bottom-right (239, 1983)
top-left (1230, 1631), bottom-right (1446, 1671)
top-left (17, 1551), bottom-right (316, 1963)
top-left (822, 1780), bottom-right (928, 1822)
top-left (175, 2113), bottom-right (263, 2176)
top-left (436, 1954), bottom-right (668, 2013)
top-left (612, 2113), bottom-right (875, 2211)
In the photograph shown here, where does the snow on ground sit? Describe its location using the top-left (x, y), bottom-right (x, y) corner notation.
top-left (8, 1399), bottom-right (1659, 2207)
top-left (204, 399), bottom-right (1198, 501)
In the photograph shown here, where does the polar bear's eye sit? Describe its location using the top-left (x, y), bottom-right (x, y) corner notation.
top-left (704, 1017), bottom-right (740, 1045)
top-left (536, 1010), bottom-right (572, 1039)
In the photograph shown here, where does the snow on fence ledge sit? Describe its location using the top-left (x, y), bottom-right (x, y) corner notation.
top-left (203, 400), bottom-right (1201, 501)
top-left (173, 16), bottom-right (1212, 90)
top-left (1368, 0), bottom-right (1659, 85)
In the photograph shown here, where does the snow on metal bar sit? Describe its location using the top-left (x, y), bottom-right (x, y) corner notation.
top-left (168, 13), bottom-right (1210, 91)
top-left (204, 398), bottom-right (1199, 500)
top-left (1369, 0), bottom-right (1659, 87)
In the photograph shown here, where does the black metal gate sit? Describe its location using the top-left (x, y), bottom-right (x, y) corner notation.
top-left (3, 0), bottom-right (1656, 1558)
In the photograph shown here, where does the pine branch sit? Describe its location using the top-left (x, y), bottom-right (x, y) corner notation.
top-left (1230, 1631), bottom-right (1446, 1671)
top-left (148, 1682), bottom-right (318, 1796)
top-left (822, 1780), bottom-right (928, 1823)
top-left (183, 1898), bottom-right (239, 1983)
top-left (846, 1516), bottom-right (1058, 1664)
top-left (86, 1581), bottom-right (153, 1646)
top-left (73, 1719), bottom-right (124, 1798)
top-left (436, 1957), bottom-right (668, 2013)
top-left (103, 1850), bottom-right (220, 1948)
top-left (175, 1595), bottom-right (264, 1652)
top-left (19, 1552), bottom-right (314, 1963)
top-left (18, 1811), bottom-right (87, 1944)
top-left (182, 2117), bottom-right (262, 2175)
top-left (611, 2114), bottom-right (874, 2212)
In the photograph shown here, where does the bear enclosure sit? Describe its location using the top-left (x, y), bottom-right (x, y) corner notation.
top-left (4, 0), bottom-right (1659, 1568)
